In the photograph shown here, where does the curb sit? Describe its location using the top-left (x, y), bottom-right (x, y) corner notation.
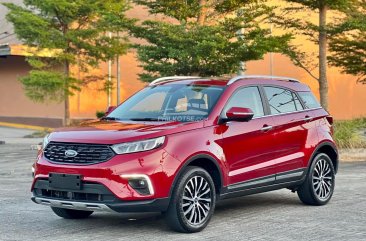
top-left (0, 122), bottom-right (53, 131)
top-left (339, 149), bottom-right (366, 162)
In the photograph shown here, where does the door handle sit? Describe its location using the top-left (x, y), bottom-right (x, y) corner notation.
top-left (304, 116), bottom-right (313, 122)
top-left (261, 125), bottom-right (273, 132)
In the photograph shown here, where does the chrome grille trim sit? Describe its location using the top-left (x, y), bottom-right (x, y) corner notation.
top-left (44, 142), bottom-right (115, 165)
top-left (32, 196), bottom-right (114, 212)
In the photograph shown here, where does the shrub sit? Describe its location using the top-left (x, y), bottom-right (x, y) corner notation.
top-left (334, 118), bottom-right (366, 149)
top-left (96, 111), bottom-right (106, 119)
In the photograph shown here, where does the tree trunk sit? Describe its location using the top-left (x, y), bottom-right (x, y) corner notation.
top-left (197, 0), bottom-right (207, 25)
top-left (64, 60), bottom-right (71, 126)
top-left (319, 3), bottom-right (329, 110)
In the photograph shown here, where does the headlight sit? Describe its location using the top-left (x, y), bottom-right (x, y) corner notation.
top-left (42, 134), bottom-right (50, 149)
top-left (111, 136), bottom-right (165, 154)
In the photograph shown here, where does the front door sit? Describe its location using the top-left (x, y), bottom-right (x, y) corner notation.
top-left (220, 86), bottom-right (277, 189)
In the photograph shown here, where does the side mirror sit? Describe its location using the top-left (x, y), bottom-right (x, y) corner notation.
top-left (224, 107), bottom-right (254, 123)
top-left (105, 106), bottom-right (116, 115)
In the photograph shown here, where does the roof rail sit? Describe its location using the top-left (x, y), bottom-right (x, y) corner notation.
top-left (149, 76), bottom-right (200, 86)
top-left (227, 75), bottom-right (300, 85)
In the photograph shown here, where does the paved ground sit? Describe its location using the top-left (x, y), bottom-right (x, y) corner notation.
top-left (0, 126), bottom-right (43, 144)
top-left (0, 127), bottom-right (365, 241)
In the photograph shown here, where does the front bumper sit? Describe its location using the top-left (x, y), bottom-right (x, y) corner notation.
top-left (32, 147), bottom-right (182, 202)
top-left (31, 178), bottom-right (170, 212)
top-left (31, 196), bottom-right (170, 213)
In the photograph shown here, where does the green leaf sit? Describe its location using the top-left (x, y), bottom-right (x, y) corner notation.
top-left (132, 0), bottom-right (291, 81)
top-left (3, 0), bottom-right (132, 104)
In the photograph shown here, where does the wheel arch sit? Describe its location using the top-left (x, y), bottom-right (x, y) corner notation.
top-left (169, 154), bottom-right (224, 197)
top-left (309, 142), bottom-right (339, 173)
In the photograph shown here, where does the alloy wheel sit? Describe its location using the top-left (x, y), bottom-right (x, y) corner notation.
top-left (312, 159), bottom-right (333, 201)
top-left (181, 176), bottom-right (212, 226)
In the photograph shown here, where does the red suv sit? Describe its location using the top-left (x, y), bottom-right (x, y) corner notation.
top-left (32, 76), bottom-right (338, 233)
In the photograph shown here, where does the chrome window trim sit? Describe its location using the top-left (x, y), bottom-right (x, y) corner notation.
top-left (251, 107), bottom-right (322, 120)
top-left (223, 107), bottom-right (322, 125)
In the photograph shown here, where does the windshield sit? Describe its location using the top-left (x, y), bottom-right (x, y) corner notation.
top-left (108, 84), bottom-right (225, 122)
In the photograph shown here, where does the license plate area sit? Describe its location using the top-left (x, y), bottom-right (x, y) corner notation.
top-left (49, 173), bottom-right (82, 190)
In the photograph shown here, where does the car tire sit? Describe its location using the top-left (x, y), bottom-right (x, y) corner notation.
top-left (297, 153), bottom-right (335, 206)
top-left (165, 166), bottom-right (216, 233)
top-left (51, 207), bottom-right (93, 219)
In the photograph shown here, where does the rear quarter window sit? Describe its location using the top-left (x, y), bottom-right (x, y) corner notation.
top-left (298, 92), bottom-right (321, 109)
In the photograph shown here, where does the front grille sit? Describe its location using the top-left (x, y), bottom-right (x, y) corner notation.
top-left (34, 189), bottom-right (116, 202)
top-left (44, 142), bottom-right (115, 165)
top-left (33, 180), bottom-right (117, 203)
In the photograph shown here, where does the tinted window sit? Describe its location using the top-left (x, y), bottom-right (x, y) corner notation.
top-left (131, 92), bottom-right (166, 112)
top-left (223, 87), bottom-right (264, 118)
top-left (109, 85), bottom-right (224, 122)
top-left (264, 87), bottom-right (297, 114)
top-left (293, 93), bottom-right (304, 111)
top-left (299, 92), bottom-right (321, 109)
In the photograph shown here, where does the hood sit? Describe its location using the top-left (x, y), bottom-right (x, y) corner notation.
top-left (49, 119), bottom-right (204, 144)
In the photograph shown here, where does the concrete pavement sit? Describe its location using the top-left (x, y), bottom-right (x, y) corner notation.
top-left (0, 127), bottom-right (365, 240)
top-left (0, 126), bottom-right (43, 144)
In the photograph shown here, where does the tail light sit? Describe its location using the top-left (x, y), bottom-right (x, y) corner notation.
top-left (326, 116), bottom-right (334, 134)
top-left (326, 116), bottom-right (334, 125)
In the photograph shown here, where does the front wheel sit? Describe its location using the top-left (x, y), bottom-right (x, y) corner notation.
top-left (165, 167), bottom-right (216, 233)
top-left (297, 153), bottom-right (335, 205)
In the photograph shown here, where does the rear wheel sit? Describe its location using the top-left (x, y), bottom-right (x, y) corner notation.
top-left (165, 167), bottom-right (216, 233)
top-left (297, 153), bottom-right (335, 205)
top-left (51, 207), bottom-right (93, 219)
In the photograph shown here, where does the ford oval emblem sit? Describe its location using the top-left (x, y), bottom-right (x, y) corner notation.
top-left (65, 149), bottom-right (78, 158)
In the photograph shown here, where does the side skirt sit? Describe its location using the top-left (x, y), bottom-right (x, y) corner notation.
top-left (219, 168), bottom-right (307, 200)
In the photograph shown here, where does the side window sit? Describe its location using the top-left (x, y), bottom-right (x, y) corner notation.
top-left (298, 92), bottom-right (321, 109)
top-left (264, 87), bottom-right (297, 114)
top-left (223, 87), bottom-right (264, 118)
top-left (293, 93), bottom-right (304, 111)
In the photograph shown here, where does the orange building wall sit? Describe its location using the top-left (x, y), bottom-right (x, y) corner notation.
top-left (2, 3), bottom-right (364, 125)
top-left (69, 51), bottom-right (366, 120)
top-left (69, 51), bottom-right (145, 118)
top-left (67, 4), bottom-right (366, 120)
top-left (0, 56), bottom-right (64, 119)
top-left (246, 54), bottom-right (366, 120)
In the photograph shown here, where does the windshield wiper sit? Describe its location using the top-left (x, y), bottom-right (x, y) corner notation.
top-left (101, 116), bottom-right (121, 121)
top-left (129, 118), bottom-right (161, 121)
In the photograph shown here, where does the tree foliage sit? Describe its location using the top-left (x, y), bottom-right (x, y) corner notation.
top-left (284, 0), bottom-right (354, 10)
top-left (277, 0), bottom-right (357, 110)
top-left (278, 0), bottom-right (356, 80)
top-left (132, 0), bottom-right (292, 82)
top-left (3, 0), bottom-right (133, 125)
top-left (329, 0), bottom-right (366, 83)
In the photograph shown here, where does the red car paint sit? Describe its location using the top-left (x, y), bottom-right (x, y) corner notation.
top-left (32, 77), bottom-right (337, 206)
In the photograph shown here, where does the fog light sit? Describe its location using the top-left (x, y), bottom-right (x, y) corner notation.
top-left (129, 179), bottom-right (147, 190)
top-left (121, 174), bottom-right (154, 196)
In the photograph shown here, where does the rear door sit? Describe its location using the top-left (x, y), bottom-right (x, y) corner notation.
top-left (220, 86), bottom-right (277, 188)
top-left (263, 86), bottom-right (311, 182)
